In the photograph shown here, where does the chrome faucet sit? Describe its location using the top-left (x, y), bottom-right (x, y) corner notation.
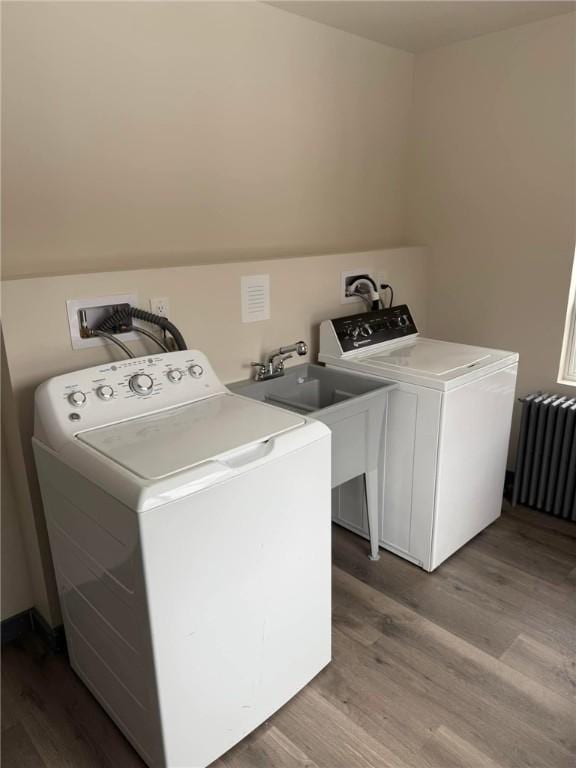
top-left (251, 341), bottom-right (308, 381)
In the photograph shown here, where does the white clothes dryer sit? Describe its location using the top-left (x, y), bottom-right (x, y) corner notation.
top-left (320, 305), bottom-right (518, 571)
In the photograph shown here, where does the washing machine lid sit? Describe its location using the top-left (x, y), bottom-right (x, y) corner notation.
top-left (76, 393), bottom-right (305, 480)
top-left (363, 338), bottom-right (492, 376)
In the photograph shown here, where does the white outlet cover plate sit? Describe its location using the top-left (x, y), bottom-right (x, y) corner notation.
top-left (67, 293), bottom-right (139, 350)
top-left (341, 269), bottom-right (375, 305)
top-left (150, 297), bottom-right (170, 317)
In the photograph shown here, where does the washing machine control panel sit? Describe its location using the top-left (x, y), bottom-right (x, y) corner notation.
top-left (331, 304), bottom-right (418, 353)
top-left (35, 350), bottom-right (229, 448)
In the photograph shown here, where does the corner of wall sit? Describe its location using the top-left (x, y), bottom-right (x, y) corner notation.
top-left (1, 331), bottom-right (61, 627)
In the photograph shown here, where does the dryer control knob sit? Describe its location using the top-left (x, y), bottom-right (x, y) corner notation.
top-left (167, 369), bottom-right (183, 383)
top-left (350, 326), bottom-right (361, 340)
top-left (361, 324), bottom-right (373, 337)
top-left (68, 391), bottom-right (87, 408)
top-left (189, 364), bottom-right (204, 379)
top-left (96, 385), bottom-right (114, 401)
top-left (129, 373), bottom-right (154, 395)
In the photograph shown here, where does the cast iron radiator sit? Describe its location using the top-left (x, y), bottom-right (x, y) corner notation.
top-left (512, 393), bottom-right (576, 520)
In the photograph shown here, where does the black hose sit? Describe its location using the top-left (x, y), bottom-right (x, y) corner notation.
top-left (380, 284), bottom-right (394, 308)
top-left (97, 307), bottom-right (188, 350)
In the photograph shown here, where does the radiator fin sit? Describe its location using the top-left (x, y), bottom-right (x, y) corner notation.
top-left (513, 393), bottom-right (576, 520)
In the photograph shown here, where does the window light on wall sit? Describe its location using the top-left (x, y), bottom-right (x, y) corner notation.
top-left (558, 248), bottom-right (576, 386)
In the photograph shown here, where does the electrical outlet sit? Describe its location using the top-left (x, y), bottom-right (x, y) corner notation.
top-left (377, 272), bottom-right (389, 291)
top-left (341, 270), bottom-right (376, 305)
top-left (377, 272), bottom-right (394, 308)
top-left (150, 297), bottom-right (170, 317)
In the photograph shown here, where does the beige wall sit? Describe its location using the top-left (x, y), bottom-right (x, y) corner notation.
top-left (1, 0), bottom-right (416, 625)
top-left (2, 1), bottom-right (413, 279)
top-left (1, 441), bottom-right (33, 620)
top-left (2, 248), bottom-right (428, 624)
top-left (2, 338), bottom-right (60, 624)
top-left (409, 13), bottom-right (576, 458)
top-left (2, 4), bottom-right (574, 626)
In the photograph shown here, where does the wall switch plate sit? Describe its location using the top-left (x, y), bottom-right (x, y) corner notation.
top-left (66, 293), bottom-right (138, 350)
top-left (150, 297), bottom-right (170, 317)
top-left (341, 270), bottom-right (375, 305)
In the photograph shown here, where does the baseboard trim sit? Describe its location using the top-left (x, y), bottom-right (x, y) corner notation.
top-left (1, 607), bottom-right (66, 652)
top-left (30, 609), bottom-right (66, 653)
top-left (1, 609), bottom-right (33, 645)
top-left (504, 469), bottom-right (515, 501)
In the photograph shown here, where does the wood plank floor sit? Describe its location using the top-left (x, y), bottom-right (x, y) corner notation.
top-left (2, 504), bottom-right (575, 768)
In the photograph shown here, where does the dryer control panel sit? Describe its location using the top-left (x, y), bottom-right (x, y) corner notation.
top-left (33, 350), bottom-right (228, 451)
top-left (330, 304), bottom-right (418, 353)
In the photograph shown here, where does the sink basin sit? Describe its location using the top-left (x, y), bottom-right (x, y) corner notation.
top-left (229, 363), bottom-right (393, 416)
top-left (229, 364), bottom-right (395, 561)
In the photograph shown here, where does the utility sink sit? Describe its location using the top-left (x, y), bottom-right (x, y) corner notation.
top-left (229, 364), bottom-right (395, 560)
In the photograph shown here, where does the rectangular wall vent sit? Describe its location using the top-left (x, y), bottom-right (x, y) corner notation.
top-left (241, 275), bottom-right (270, 323)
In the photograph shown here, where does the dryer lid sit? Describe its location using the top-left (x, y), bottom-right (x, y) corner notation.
top-left (361, 338), bottom-right (492, 376)
top-left (76, 393), bottom-right (304, 480)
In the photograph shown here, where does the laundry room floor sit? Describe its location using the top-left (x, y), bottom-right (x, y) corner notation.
top-left (2, 504), bottom-right (575, 768)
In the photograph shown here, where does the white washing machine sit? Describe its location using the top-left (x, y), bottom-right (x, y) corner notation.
top-left (33, 350), bottom-right (331, 768)
top-left (319, 305), bottom-right (518, 571)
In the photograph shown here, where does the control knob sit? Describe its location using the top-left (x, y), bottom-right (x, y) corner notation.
top-left (360, 324), bottom-right (373, 338)
top-left (96, 385), bottom-right (114, 401)
top-left (129, 373), bottom-right (154, 395)
top-left (189, 364), bottom-right (204, 378)
top-left (167, 369), bottom-right (183, 383)
top-left (68, 391), bottom-right (87, 408)
top-left (398, 315), bottom-right (409, 328)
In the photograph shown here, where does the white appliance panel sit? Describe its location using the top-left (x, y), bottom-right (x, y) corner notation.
top-left (431, 363), bottom-right (518, 569)
top-left (35, 452), bottom-right (162, 764)
top-left (384, 385), bottom-right (442, 565)
top-left (140, 435), bottom-right (331, 768)
top-left (382, 388), bottom-right (419, 552)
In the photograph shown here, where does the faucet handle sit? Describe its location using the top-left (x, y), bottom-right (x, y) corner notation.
top-left (272, 354), bottom-right (292, 375)
top-left (251, 362), bottom-right (271, 382)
